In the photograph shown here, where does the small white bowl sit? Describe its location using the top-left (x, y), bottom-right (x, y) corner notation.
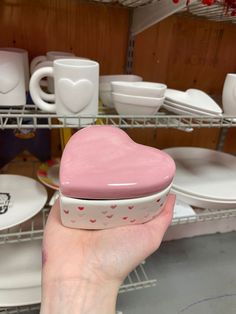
top-left (99, 75), bottom-right (143, 108)
top-left (112, 92), bottom-right (164, 116)
top-left (111, 81), bottom-right (167, 98)
top-left (60, 184), bottom-right (171, 229)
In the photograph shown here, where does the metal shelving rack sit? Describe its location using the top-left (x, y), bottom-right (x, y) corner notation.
top-left (1, 0), bottom-right (236, 312)
top-left (1, 105), bottom-right (236, 129)
top-left (1, 206), bottom-right (236, 245)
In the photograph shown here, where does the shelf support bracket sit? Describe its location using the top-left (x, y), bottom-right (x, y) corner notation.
top-left (131, 0), bottom-right (198, 36)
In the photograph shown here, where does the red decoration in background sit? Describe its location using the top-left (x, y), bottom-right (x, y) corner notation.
top-left (172, 0), bottom-right (236, 15)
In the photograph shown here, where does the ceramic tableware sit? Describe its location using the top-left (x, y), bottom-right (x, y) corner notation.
top-left (222, 73), bottom-right (236, 115)
top-left (172, 188), bottom-right (236, 210)
top-left (111, 81), bottom-right (167, 98)
top-left (30, 50), bottom-right (75, 74)
top-left (29, 58), bottom-right (99, 125)
top-left (163, 100), bottom-right (220, 117)
top-left (0, 240), bottom-right (41, 306)
top-left (0, 50), bottom-right (26, 107)
top-left (59, 126), bottom-right (175, 229)
top-left (37, 158), bottom-right (60, 190)
top-left (99, 74), bottom-right (143, 108)
top-left (0, 175), bottom-right (47, 230)
top-left (112, 92), bottom-right (164, 116)
top-left (0, 47), bottom-right (29, 91)
top-left (165, 88), bottom-right (222, 114)
top-left (164, 147), bottom-right (236, 201)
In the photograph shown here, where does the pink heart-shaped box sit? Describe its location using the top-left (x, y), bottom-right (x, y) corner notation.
top-left (59, 126), bottom-right (175, 229)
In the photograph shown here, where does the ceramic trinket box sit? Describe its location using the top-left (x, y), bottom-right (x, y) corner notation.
top-left (59, 126), bottom-right (175, 229)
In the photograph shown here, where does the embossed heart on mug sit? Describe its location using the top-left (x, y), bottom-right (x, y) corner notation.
top-left (0, 62), bottom-right (20, 94)
top-left (58, 78), bottom-right (94, 113)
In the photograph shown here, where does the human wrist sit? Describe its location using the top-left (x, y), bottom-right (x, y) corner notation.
top-left (40, 277), bottom-right (120, 314)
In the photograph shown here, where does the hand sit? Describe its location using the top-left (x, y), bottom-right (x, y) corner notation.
top-left (41, 194), bottom-right (176, 314)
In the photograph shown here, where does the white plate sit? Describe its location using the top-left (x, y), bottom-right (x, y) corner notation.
top-left (165, 147), bottom-right (236, 201)
top-left (164, 100), bottom-right (220, 117)
top-left (0, 240), bottom-right (41, 306)
top-left (163, 103), bottom-right (208, 117)
top-left (0, 175), bottom-right (48, 230)
top-left (165, 89), bottom-right (222, 114)
top-left (172, 188), bottom-right (236, 210)
top-left (173, 199), bottom-right (196, 218)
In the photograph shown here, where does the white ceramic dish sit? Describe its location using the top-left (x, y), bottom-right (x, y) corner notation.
top-left (0, 240), bottom-right (41, 306)
top-left (112, 92), bottom-right (164, 116)
top-left (0, 175), bottom-right (47, 230)
top-left (172, 188), bottom-right (236, 210)
top-left (165, 147), bottom-right (236, 201)
top-left (173, 199), bottom-right (196, 219)
top-left (100, 75), bottom-right (143, 90)
top-left (163, 103), bottom-right (208, 117)
top-left (99, 75), bottom-right (143, 108)
top-left (60, 184), bottom-right (171, 229)
top-left (111, 81), bottom-right (167, 98)
top-left (164, 100), bottom-right (221, 117)
top-left (165, 89), bottom-right (222, 114)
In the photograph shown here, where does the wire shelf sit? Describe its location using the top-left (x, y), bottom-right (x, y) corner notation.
top-left (1, 206), bottom-right (236, 245)
top-left (181, 0), bottom-right (236, 23)
top-left (0, 262), bottom-right (156, 313)
top-left (0, 105), bottom-right (235, 129)
top-left (172, 207), bottom-right (236, 225)
top-left (0, 305), bottom-right (40, 314)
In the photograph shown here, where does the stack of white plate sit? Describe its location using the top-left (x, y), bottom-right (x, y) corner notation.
top-left (164, 147), bottom-right (236, 210)
top-left (163, 88), bottom-right (222, 117)
top-left (0, 175), bottom-right (47, 307)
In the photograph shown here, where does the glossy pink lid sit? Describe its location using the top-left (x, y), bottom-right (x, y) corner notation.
top-left (60, 126), bottom-right (175, 199)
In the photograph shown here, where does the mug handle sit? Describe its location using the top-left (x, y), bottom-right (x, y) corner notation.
top-left (30, 55), bottom-right (47, 74)
top-left (33, 60), bottom-right (55, 101)
top-left (29, 66), bottom-right (56, 113)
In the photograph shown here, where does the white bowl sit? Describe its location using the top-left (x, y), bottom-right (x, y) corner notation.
top-left (111, 81), bottom-right (167, 98)
top-left (112, 92), bottom-right (164, 116)
top-left (99, 75), bottom-right (143, 108)
top-left (60, 184), bottom-right (171, 229)
top-left (100, 74), bottom-right (143, 88)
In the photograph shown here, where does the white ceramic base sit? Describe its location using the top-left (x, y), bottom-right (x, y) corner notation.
top-left (60, 185), bottom-right (171, 229)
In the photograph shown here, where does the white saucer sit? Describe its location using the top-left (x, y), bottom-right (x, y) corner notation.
top-left (165, 89), bottom-right (222, 114)
top-left (164, 100), bottom-right (220, 117)
top-left (0, 240), bottom-right (41, 306)
top-left (165, 147), bottom-right (236, 202)
top-left (0, 175), bottom-right (48, 230)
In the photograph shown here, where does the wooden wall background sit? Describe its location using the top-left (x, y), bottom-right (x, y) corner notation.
top-left (0, 1), bottom-right (236, 159)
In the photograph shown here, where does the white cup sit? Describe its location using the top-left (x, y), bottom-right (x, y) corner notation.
top-left (31, 51), bottom-right (76, 101)
top-left (0, 50), bottom-right (26, 107)
top-left (30, 51), bottom-right (75, 75)
top-left (29, 58), bottom-right (99, 125)
top-left (222, 73), bottom-right (236, 115)
top-left (0, 48), bottom-right (29, 91)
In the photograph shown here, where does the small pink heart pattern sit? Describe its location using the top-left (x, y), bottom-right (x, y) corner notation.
top-left (61, 194), bottom-right (168, 229)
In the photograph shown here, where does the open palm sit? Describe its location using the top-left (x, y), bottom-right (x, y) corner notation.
top-left (42, 195), bottom-right (175, 287)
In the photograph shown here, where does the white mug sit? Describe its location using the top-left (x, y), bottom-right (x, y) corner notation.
top-left (0, 48), bottom-right (29, 91)
top-left (30, 51), bottom-right (75, 75)
top-left (31, 51), bottom-right (76, 101)
top-left (0, 50), bottom-right (26, 107)
top-left (222, 73), bottom-right (236, 115)
top-left (29, 58), bottom-right (99, 125)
